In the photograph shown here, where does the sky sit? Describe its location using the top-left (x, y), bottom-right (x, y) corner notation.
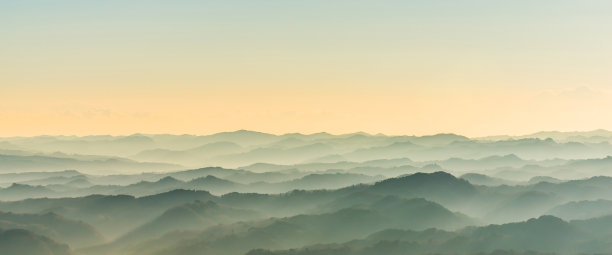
top-left (1, 0), bottom-right (612, 137)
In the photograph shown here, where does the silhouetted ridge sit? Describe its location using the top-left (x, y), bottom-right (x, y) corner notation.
top-left (110, 199), bottom-right (263, 245)
top-left (463, 215), bottom-right (583, 252)
top-left (374, 171), bottom-right (475, 192)
top-left (365, 171), bottom-right (478, 207)
top-left (138, 189), bottom-right (214, 204)
top-left (156, 176), bottom-right (181, 184)
top-left (0, 228), bottom-right (73, 255)
top-left (189, 175), bottom-right (233, 184)
top-left (0, 211), bottom-right (105, 248)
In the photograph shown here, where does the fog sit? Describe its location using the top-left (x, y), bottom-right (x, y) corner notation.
top-left (2, 130), bottom-right (612, 254)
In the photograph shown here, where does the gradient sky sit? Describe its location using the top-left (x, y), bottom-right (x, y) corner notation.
top-left (2, 0), bottom-right (612, 137)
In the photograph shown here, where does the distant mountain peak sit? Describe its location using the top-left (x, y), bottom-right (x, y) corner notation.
top-left (191, 175), bottom-right (225, 181)
top-left (374, 171), bottom-right (472, 189)
top-left (157, 176), bottom-right (181, 184)
top-left (526, 215), bottom-right (568, 227)
top-left (223, 129), bottom-right (270, 135)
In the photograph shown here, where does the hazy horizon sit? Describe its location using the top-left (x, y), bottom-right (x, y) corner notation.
top-left (2, 1), bottom-right (612, 255)
top-left (3, 128), bottom-right (612, 139)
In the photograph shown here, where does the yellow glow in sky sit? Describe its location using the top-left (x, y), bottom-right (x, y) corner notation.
top-left (1, 1), bottom-right (612, 137)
